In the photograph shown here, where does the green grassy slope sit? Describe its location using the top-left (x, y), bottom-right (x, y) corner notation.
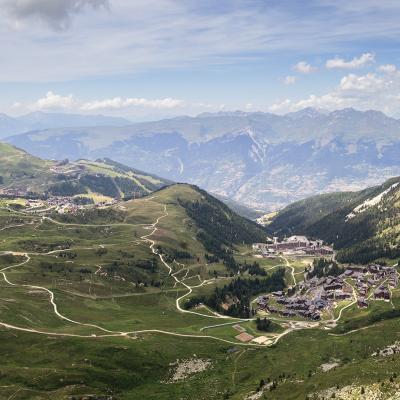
top-left (1, 181), bottom-right (400, 398)
top-left (0, 142), bottom-right (170, 200)
top-left (0, 142), bottom-right (54, 188)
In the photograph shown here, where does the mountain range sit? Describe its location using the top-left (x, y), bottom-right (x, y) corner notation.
top-left (0, 111), bottom-right (131, 138)
top-left (3, 107), bottom-right (400, 210)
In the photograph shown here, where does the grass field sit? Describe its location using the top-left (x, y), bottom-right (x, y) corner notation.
top-left (1, 185), bottom-right (400, 399)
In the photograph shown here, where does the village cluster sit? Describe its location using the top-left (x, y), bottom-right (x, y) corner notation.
top-left (0, 189), bottom-right (117, 215)
top-left (257, 263), bottom-right (398, 321)
top-left (253, 235), bottom-right (334, 257)
top-left (0, 158), bottom-right (117, 214)
top-left (27, 197), bottom-right (117, 214)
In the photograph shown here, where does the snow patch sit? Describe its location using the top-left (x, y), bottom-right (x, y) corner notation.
top-left (346, 182), bottom-right (399, 221)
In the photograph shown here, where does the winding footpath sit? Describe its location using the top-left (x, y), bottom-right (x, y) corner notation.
top-left (0, 199), bottom-right (323, 348)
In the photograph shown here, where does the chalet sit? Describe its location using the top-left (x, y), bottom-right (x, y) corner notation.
top-left (358, 288), bottom-right (367, 297)
top-left (389, 277), bottom-right (398, 288)
top-left (374, 287), bottom-right (390, 300)
top-left (334, 291), bottom-right (351, 300)
top-left (315, 299), bottom-right (327, 309)
top-left (369, 264), bottom-right (383, 274)
top-left (257, 297), bottom-right (268, 308)
top-left (310, 312), bottom-right (321, 320)
top-left (277, 297), bottom-right (290, 305)
top-left (324, 282), bottom-right (342, 291)
top-left (357, 298), bottom-right (369, 308)
top-left (266, 306), bottom-right (279, 314)
top-left (347, 265), bottom-right (367, 273)
top-left (280, 310), bottom-right (296, 317)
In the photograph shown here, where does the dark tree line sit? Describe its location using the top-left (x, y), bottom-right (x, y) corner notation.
top-left (47, 181), bottom-right (87, 196)
top-left (184, 268), bottom-right (285, 318)
top-left (256, 317), bottom-right (272, 332)
top-left (337, 238), bottom-right (400, 264)
top-left (307, 258), bottom-right (342, 279)
top-left (79, 174), bottom-right (120, 198)
top-left (114, 177), bottom-right (147, 199)
top-left (178, 188), bottom-right (266, 268)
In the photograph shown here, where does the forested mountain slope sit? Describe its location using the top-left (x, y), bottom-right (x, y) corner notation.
top-left (145, 183), bottom-right (267, 255)
top-left (269, 177), bottom-right (400, 263)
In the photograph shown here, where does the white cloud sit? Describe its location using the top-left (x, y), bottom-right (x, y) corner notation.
top-left (378, 64), bottom-right (397, 73)
top-left (293, 61), bottom-right (317, 74)
top-left (81, 97), bottom-right (184, 111)
top-left (268, 99), bottom-right (292, 113)
top-left (283, 75), bottom-right (296, 85)
top-left (325, 52), bottom-right (375, 69)
top-left (268, 66), bottom-right (400, 116)
top-left (339, 73), bottom-right (383, 91)
top-left (22, 92), bottom-right (193, 113)
top-left (34, 91), bottom-right (76, 110)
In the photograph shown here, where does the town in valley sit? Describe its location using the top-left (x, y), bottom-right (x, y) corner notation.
top-left (253, 236), bottom-right (398, 323)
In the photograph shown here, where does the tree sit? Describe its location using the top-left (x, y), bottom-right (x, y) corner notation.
top-left (256, 317), bottom-right (272, 332)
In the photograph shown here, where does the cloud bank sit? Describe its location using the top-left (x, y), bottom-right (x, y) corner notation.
top-left (326, 53), bottom-right (375, 69)
top-left (16, 91), bottom-right (185, 112)
top-left (4, 0), bottom-right (108, 30)
top-left (269, 65), bottom-right (400, 116)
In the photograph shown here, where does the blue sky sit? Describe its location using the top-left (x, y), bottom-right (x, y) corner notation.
top-left (1, 0), bottom-right (400, 120)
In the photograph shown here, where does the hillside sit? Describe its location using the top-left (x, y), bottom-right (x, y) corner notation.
top-left (5, 108), bottom-right (400, 209)
top-left (0, 142), bottom-right (170, 201)
top-left (2, 161), bottom-right (400, 398)
top-left (0, 142), bottom-right (53, 188)
top-left (269, 177), bottom-right (400, 263)
top-left (125, 183), bottom-right (267, 258)
top-left (161, 184), bottom-right (267, 253)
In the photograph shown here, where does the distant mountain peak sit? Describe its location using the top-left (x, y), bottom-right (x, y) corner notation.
top-left (286, 107), bottom-right (327, 119)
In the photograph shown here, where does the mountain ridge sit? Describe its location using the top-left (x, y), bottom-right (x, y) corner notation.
top-left (0, 142), bottom-right (170, 201)
top-left (0, 111), bottom-right (131, 138)
top-left (4, 107), bottom-right (400, 209)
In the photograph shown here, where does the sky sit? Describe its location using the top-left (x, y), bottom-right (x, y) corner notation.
top-left (1, 0), bottom-right (400, 121)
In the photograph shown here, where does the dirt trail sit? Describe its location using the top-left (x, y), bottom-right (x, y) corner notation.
top-left (0, 199), bottom-right (304, 347)
top-left (0, 255), bottom-right (120, 334)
